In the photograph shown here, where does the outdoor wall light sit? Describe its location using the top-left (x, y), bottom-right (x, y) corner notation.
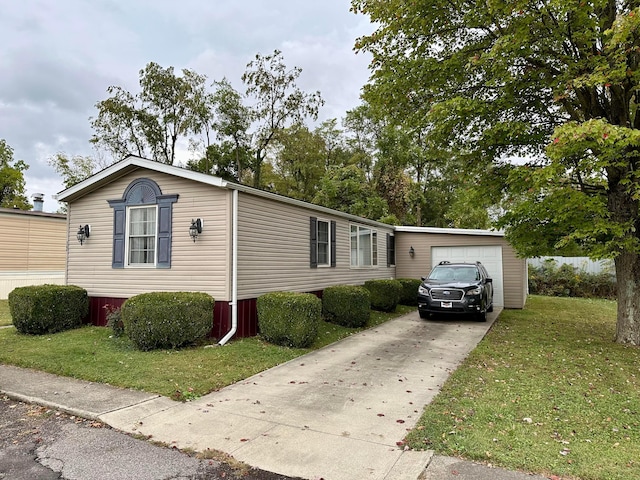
top-left (77, 224), bottom-right (90, 245)
top-left (189, 218), bottom-right (203, 242)
top-left (409, 246), bottom-right (415, 258)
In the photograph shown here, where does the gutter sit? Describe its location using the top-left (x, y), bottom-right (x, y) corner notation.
top-left (218, 188), bottom-right (238, 345)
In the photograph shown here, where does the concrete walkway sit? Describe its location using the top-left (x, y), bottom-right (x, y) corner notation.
top-left (0, 309), bottom-right (551, 480)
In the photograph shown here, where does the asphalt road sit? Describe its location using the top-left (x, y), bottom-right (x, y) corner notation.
top-left (0, 396), bottom-right (301, 480)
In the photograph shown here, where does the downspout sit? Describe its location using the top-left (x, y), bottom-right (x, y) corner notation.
top-left (218, 188), bottom-right (238, 345)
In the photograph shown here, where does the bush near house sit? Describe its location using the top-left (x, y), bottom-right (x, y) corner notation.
top-left (257, 292), bottom-right (321, 348)
top-left (8, 284), bottom-right (89, 335)
top-left (528, 260), bottom-right (616, 299)
top-left (322, 285), bottom-right (371, 328)
top-left (122, 292), bottom-right (214, 351)
top-left (364, 279), bottom-right (402, 312)
top-left (397, 278), bottom-right (421, 306)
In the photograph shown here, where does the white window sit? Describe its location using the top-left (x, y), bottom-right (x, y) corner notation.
top-left (350, 225), bottom-right (378, 267)
top-left (317, 219), bottom-right (330, 266)
top-left (127, 205), bottom-right (157, 266)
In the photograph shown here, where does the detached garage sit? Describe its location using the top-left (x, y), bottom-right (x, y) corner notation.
top-left (394, 226), bottom-right (527, 309)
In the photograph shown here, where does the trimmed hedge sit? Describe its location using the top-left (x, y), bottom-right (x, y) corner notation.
top-left (322, 285), bottom-right (370, 328)
top-left (121, 292), bottom-right (214, 351)
top-left (363, 279), bottom-right (402, 312)
top-left (8, 284), bottom-right (89, 335)
top-left (257, 292), bottom-right (321, 348)
top-left (397, 278), bottom-right (421, 306)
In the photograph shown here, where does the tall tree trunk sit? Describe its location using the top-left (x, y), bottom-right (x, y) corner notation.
top-left (253, 150), bottom-right (262, 188)
top-left (614, 252), bottom-right (640, 345)
top-left (609, 172), bottom-right (640, 345)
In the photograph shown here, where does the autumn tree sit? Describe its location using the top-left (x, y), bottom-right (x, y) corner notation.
top-left (0, 139), bottom-right (30, 210)
top-left (352, 0), bottom-right (640, 344)
top-left (91, 62), bottom-right (206, 164)
top-left (242, 50), bottom-right (324, 188)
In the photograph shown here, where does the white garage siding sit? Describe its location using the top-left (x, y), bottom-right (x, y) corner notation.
top-left (431, 245), bottom-right (504, 307)
top-left (394, 227), bottom-right (527, 309)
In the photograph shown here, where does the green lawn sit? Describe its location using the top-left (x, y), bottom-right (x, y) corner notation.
top-left (405, 296), bottom-right (639, 480)
top-left (0, 300), bottom-right (11, 327)
top-left (0, 305), bottom-right (414, 400)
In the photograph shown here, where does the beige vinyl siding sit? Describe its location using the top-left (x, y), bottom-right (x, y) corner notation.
top-left (236, 193), bottom-right (395, 299)
top-left (0, 211), bottom-right (66, 271)
top-left (66, 170), bottom-right (231, 300)
top-left (395, 232), bottom-right (526, 309)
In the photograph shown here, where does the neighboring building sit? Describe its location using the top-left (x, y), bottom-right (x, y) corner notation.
top-left (0, 207), bottom-right (67, 299)
top-left (56, 156), bottom-right (528, 343)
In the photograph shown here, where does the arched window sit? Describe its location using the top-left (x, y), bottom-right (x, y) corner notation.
top-left (108, 178), bottom-right (178, 268)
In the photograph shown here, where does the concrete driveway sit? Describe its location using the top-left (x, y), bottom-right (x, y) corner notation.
top-left (101, 309), bottom-right (501, 480)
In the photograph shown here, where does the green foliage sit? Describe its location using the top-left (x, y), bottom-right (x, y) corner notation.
top-left (397, 278), bottom-right (421, 306)
top-left (363, 279), bottom-right (402, 312)
top-left (8, 285), bottom-right (88, 335)
top-left (243, 49), bottom-right (324, 188)
top-left (91, 62), bottom-right (207, 165)
top-left (121, 292), bottom-right (214, 351)
top-left (322, 285), bottom-right (371, 328)
top-left (352, 0), bottom-right (640, 343)
top-left (0, 139), bottom-right (30, 210)
top-left (257, 292), bottom-right (321, 348)
top-left (529, 260), bottom-right (616, 300)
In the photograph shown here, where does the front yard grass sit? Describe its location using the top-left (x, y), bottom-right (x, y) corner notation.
top-left (0, 300), bottom-right (11, 327)
top-left (405, 295), bottom-right (639, 480)
top-left (0, 305), bottom-right (414, 399)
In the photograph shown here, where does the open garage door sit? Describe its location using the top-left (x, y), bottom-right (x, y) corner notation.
top-left (431, 246), bottom-right (504, 307)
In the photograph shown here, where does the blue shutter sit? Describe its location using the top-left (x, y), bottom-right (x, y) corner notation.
top-left (330, 220), bottom-right (336, 267)
top-left (156, 194), bottom-right (178, 268)
top-left (110, 203), bottom-right (125, 268)
top-left (310, 217), bottom-right (317, 268)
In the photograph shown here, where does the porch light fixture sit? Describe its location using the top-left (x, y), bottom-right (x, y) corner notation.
top-left (409, 246), bottom-right (415, 258)
top-left (189, 218), bottom-right (203, 242)
top-left (76, 224), bottom-right (90, 245)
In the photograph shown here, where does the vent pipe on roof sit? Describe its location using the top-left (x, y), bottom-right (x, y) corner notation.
top-left (32, 193), bottom-right (45, 212)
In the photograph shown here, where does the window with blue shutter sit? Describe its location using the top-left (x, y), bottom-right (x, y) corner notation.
top-left (108, 178), bottom-right (178, 269)
top-left (310, 217), bottom-right (336, 268)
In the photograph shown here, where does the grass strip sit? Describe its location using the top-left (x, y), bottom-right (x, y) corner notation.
top-left (0, 304), bottom-right (413, 399)
top-left (405, 296), bottom-right (639, 480)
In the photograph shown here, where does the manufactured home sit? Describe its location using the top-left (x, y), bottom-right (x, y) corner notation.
top-left (56, 156), bottom-right (527, 343)
top-left (0, 207), bottom-right (66, 299)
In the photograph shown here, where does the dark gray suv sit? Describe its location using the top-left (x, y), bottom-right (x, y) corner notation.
top-left (417, 261), bottom-right (494, 321)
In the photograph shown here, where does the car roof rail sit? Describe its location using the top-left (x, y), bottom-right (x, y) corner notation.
top-left (438, 260), bottom-right (450, 265)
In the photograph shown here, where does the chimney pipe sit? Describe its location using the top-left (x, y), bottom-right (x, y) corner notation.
top-left (32, 193), bottom-right (44, 212)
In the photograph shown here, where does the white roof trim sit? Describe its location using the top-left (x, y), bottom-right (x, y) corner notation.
top-left (55, 156), bottom-right (227, 202)
top-left (54, 155), bottom-right (393, 230)
top-left (395, 226), bottom-right (505, 237)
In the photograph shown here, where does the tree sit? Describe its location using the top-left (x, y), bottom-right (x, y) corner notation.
top-left (352, 0), bottom-right (640, 344)
top-left (48, 153), bottom-right (97, 189)
top-left (242, 50), bottom-right (324, 188)
top-left (91, 62), bottom-right (207, 165)
top-left (0, 139), bottom-right (30, 210)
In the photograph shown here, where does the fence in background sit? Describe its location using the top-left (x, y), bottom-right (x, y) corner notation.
top-left (528, 257), bottom-right (615, 275)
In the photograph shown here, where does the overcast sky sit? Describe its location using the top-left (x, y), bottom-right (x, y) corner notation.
top-left (0, 1), bottom-right (374, 212)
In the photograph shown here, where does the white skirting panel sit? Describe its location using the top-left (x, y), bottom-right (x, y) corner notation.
top-left (0, 271), bottom-right (65, 299)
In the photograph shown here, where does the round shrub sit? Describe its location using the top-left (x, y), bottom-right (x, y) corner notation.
top-left (322, 285), bottom-right (370, 328)
top-left (8, 284), bottom-right (89, 335)
top-left (363, 279), bottom-right (402, 312)
top-left (121, 292), bottom-right (214, 351)
top-left (397, 278), bottom-right (421, 306)
top-left (257, 292), bottom-right (321, 348)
